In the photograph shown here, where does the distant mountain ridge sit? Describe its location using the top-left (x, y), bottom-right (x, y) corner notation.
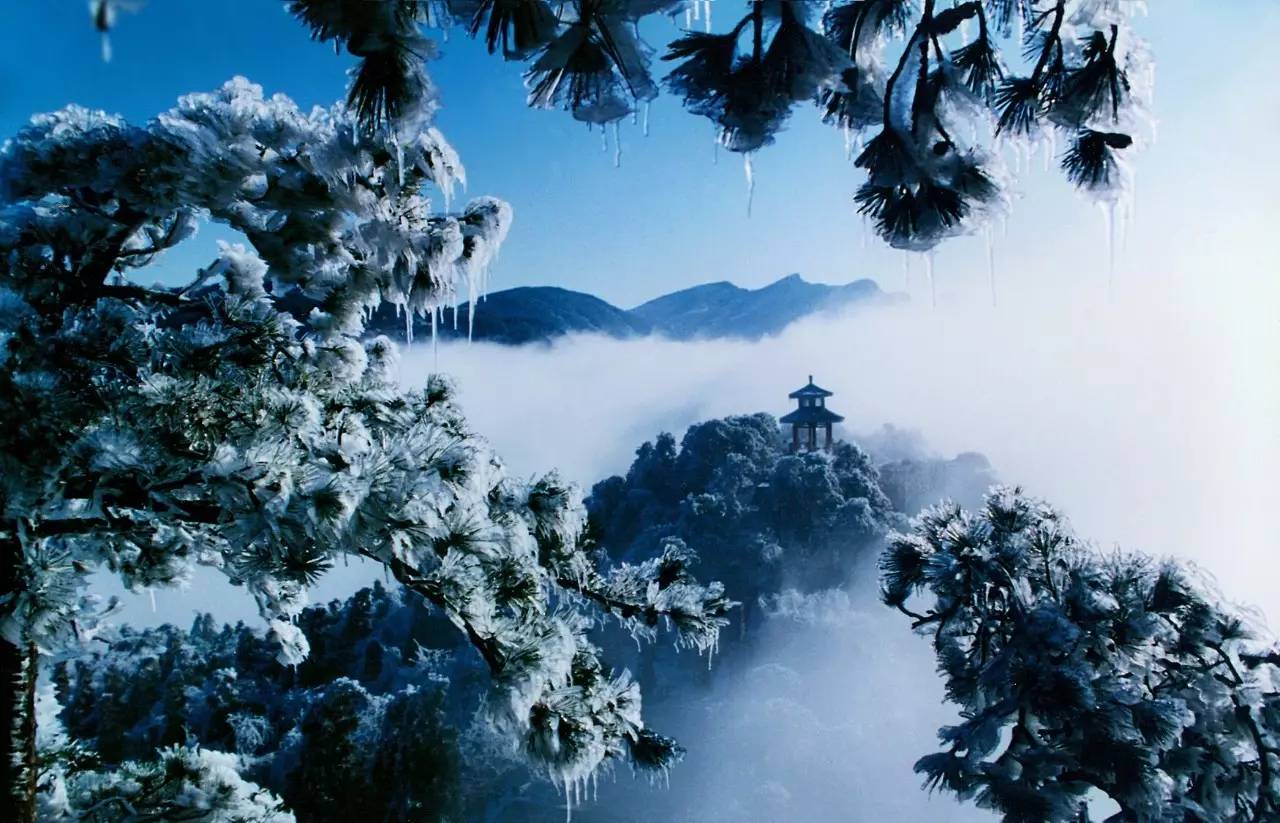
top-left (632, 273), bottom-right (884, 341)
top-left (286, 274), bottom-right (889, 345)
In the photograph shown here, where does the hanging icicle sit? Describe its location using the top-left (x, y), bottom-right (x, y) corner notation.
top-left (431, 306), bottom-right (439, 371)
top-left (467, 280), bottom-right (478, 344)
top-left (924, 251), bottom-right (937, 309)
top-left (983, 226), bottom-right (998, 308)
top-left (92, 0), bottom-right (114, 63)
top-left (612, 121), bottom-right (622, 168)
top-left (743, 153), bottom-right (755, 217)
top-left (396, 135), bottom-right (405, 187)
top-left (643, 102), bottom-right (651, 137)
top-left (1101, 201), bottom-right (1117, 297)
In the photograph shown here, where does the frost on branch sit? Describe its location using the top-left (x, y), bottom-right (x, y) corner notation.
top-left (882, 487), bottom-right (1280, 822)
top-left (0, 77), bottom-right (730, 797)
top-left (0, 77), bottom-right (501, 333)
top-left (57, 745), bottom-right (294, 822)
top-left (278, 0), bottom-right (1152, 251)
top-left (664, 1), bottom-right (844, 153)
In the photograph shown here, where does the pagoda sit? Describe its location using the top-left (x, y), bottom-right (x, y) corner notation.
top-left (780, 375), bottom-right (844, 452)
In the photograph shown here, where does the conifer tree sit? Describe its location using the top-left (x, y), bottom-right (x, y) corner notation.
top-left (882, 488), bottom-right (1280, 821)
top-left (0, 72), bottom-right (729, 819)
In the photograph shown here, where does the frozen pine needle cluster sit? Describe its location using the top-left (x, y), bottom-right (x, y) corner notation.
top-left (284, 1), bottom-right (1152, 250)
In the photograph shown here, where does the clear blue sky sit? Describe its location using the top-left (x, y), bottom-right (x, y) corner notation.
top-left (0, 1), bottom-right (1275, 307)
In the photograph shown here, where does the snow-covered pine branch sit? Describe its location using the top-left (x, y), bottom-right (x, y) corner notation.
top-left (881, 487), bottom-right (1280, 822)
top-left (0, 76), bottom-right (730, 818)
top-left (281, 0), bottom-right (1153, 250)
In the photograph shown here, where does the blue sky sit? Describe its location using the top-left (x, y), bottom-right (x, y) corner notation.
top-left (11, 1), bottom-right (1275, 630)
top-left (0, 1), bottom-right (1276, 308)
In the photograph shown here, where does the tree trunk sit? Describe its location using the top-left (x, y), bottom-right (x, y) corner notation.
top-left (1, 639), bottom-right (38, 823)
top-left (1, 530), bottom-right (38, 823)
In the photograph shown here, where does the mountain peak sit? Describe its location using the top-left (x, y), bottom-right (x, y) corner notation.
top-left (633, 274), bottom-right (884, 341)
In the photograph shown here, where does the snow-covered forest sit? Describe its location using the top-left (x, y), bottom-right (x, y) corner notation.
top-left (2, 2), bottom-right (1277, 821)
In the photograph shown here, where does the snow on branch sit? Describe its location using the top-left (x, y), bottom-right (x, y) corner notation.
top-left (882, 487), bottom-right (1280, 822)
top-left (279, 0), bottom-right (1153, 250)
top-left (0, 79), bottom-right (729, 795)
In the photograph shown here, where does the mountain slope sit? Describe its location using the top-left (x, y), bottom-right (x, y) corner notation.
top-left (281, 275), bottom-right (887, 345)
top-left (431, 287), bottom-right (652, 345)
top-left (632, 274), bottom-right (884, 340)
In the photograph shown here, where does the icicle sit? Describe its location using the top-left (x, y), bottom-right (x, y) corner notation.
top-left (901, 251), bottom-right (910, 291)
top-left (467, 282), bottom-right (478, 344)
top-left (685, 4), bottom-right (692, 27)
top-left (642, 102), bottom-right (651, 137)
top-left (600, 126), bottom-right (608, 153)
top-left (703, 0), bottom-right (712, 32)
top-left (404, 305), bottom-right (414, 346)
top-left (148, 588), bottom-right (156, 613)
top-left (843, 125), bottom-right (853, 161)
top-left (100, 32), bottom-right (112, 63)
top-left (396, 135), bottom-right (405, 187)
top-left (452, 302), bottom-right (458, 331)
top-left (431, 307), bottom-right (439, 371)
top-left (743, 153), bottom-right (755, 217)
top-left (1101, 201), bottom-right (1117, 297)
top-left (612, 121), bottom-right (622, 168)
top-left (712, 134), bottom-right (719, 165)
top-left (924, 251), bottom-right (937, 309)
top-left (1129, 173), bottom-right (1139, 236)
top-left (983, 226), bottom-right (998, 308)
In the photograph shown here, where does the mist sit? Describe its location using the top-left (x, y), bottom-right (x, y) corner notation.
top-left (417, 279), bottom-right (1279, 619)
top-left (371, 277), bottom-right (1272, 820)
top-left (101, 258), bottom-right (1277, 820)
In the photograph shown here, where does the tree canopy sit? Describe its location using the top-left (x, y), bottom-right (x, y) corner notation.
top-left (588, 413), bottom-right (896, 634)
top-left (53, 582), bottom-right (471, 821)
top-left (882, 488), bottom-right (1280, 822)
top-left (0, 70), bottom-right (728, 820)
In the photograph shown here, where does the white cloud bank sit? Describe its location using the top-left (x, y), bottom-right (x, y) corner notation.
top-left (416, 279), bottom-right (1279, 620)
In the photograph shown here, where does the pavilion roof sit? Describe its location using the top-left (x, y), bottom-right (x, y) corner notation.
top-left (789, 375), bottom-right (834, 398)
top-left (780, 406), bottom-right (845, 425)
